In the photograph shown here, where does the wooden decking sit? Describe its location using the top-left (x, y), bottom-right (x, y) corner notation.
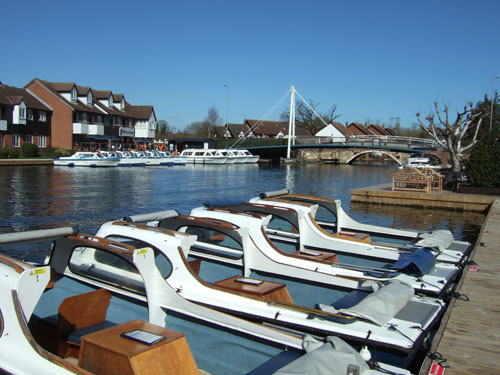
top-left (421, 198), bottom-right (500, 374)
top-left (351, 184), bottom-right (495, 212)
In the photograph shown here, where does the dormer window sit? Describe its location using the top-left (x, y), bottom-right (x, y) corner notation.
top-left (108, 95), bottom-right (113, 108)
top-left (71, 87), bottom-right (77, 103)
top-left (87, 91), bottom-right (92, 106)
top-left (120, 98), bottom-right (125, 111)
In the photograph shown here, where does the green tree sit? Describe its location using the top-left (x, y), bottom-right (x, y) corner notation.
top-left (467, 138), bottom-right (500, 188)
top-left (466, 94), bottom-right (500, 141)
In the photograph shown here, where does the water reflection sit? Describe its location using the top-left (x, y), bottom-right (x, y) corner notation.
top-left (0, 164), bottom-right (484, 261)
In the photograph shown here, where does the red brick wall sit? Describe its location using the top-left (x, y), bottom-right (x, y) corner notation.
top-left (26, 81), bottom-right (74, 149)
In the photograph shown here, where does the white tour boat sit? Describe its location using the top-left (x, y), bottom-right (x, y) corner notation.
top-left (179, 149), bottom-right (228, 164)
top-left (53, 152), bottom-right (119, 167)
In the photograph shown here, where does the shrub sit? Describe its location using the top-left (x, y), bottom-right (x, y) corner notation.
top-left (53, 148), bottom-right (74, 158)
top-left (467, 138), bottom-right (500, 188)
top-left (21, 143), bottom-right (38, 157)
top-left (0, 147), bottom-right (20, 159)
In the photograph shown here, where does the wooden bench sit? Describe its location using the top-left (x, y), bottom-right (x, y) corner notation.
top-left (392, 167), bottom-right (431, 193)
top-left (420, 167), bottom-right (444, 191)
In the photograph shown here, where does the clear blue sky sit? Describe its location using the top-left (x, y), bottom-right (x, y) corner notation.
top-left (2, 0), bottom-right (499, 131)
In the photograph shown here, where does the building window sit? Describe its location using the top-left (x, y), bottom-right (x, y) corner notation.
top-left (27, 109), bottom-right (34, 120)
top-left (82, 112), bottom-right (87, 123)
top-left (26, 135), bottom-right (33, 144)
top-left (38, 111), bottom-right (47, 122)
top-left (71, 87), bottom-right (77, 103)
top-left (38, 136), bottom-right (46, 148)
top-left (87, 91), bottom-right (92, 106)
top-left (120, 98), bottom-right (125, 111)
top-left (108, 95), bottom-right (113, 108)
top-left (13, 134), bottom-right (20, 148)
top-left (19, 107), bottom-right (26, 119)
top-left (97, 115), bottom-right (102, 124)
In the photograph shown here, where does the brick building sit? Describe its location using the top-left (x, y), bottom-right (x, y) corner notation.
top-left (0, 83), bottom-right (52, 149)
top-left (25, 79), bottom-right (156, 150)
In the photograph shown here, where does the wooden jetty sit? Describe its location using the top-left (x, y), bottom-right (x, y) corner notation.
top-left (351, 184), bottom-right (495, 212)
top-left (420, 198), bottom-right (500, 375)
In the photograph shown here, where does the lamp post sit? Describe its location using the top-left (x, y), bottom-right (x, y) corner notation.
top-left (224, 84), bottom-right (229, 127)
top-left (490, 76), bottom-right (499, 132)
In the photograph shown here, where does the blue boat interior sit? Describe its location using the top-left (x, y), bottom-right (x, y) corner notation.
top-left (29, 276), bottom-right (302, 374)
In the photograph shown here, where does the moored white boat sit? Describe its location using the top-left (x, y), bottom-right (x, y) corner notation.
top-left (115, 150), bottom-right (147, 166)
top-left (179, 149), bottom-right (228, 164)
top-left (253, 190), bottom-right (472, 265)
top-left (96, 214), bottom-right (444, 368)
top-left (53, 152), bottom-right (119, 167)
top-left (0, 227), bottom-right (409, 375)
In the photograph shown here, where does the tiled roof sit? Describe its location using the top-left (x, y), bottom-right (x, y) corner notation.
top-left (127, 105), bottom-right (154, 120)
top-left (0, 84), bottom-right (52, 110)
top-left (367, 124), bottom-right (391, 136)
top-left (227, 123), bottom-right (250, 137)
top-left (347, 122), bottom-right (372, 135)
top-left (213, 126), bottom-right (227, 138)
top-left (244, 119), bottom-right (312, 137)
top-left (44, 81), bottom-right (75, 92)
top-left (331, 121), bottom-right (349, 136)
top-left (28, 79), bottom-right (154, 120)
top-left (77, 86), bottom-right (91, 95)
top-left (92, 90), bottom-right (112, 99)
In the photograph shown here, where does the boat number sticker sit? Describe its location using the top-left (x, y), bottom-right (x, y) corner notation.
top-left (138, 248), bottom-right (148, 255)
top-left (29, 268), bottom-right (46, 276)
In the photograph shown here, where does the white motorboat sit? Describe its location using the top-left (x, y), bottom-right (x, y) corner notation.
top-left (0, 227), bottom-right (409, 375)
top-left (179, 149), bottom-right (228, 164)
top-left (400, 153), bottom-right (445, 170)
top-left (53, 152), bottom-right (119, 167)
top-left (114, 150), bottom-right (147, 166)
top-left (253, 190), bottom-right (472, 265)
top-left (131, 151), bottom-right (161, 166)
top-left (234, 149), bottom-right (260, 163)
top-left (97, 214), bottom-right (445, 368)
top-left (157, 151), bottom-right (186, 165)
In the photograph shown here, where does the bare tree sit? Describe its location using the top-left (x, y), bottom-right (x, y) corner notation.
top-left (416, 102), bottom-right (485, 172)
top-left (281, 100), bottom-right (341, 135)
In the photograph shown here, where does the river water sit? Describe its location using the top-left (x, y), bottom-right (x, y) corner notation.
top-left (0, 163), bottom-right (485, 262)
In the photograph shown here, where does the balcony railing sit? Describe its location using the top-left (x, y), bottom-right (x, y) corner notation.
top-left (73, 122), bottom-right (104, 135)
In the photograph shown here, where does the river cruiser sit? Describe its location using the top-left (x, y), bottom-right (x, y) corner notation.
top-left (96, 215), bottom-right (445, 368)
top-left (0, 227), bottom-right (408, 375)
top-left (114, 150), bottom-right (147, 166)
top-left (179, 149), bottom-right (228, 164)
top-left (53, 152), bottom-right (119, 167)
top-left (252, 190), bottom-right (472, 265)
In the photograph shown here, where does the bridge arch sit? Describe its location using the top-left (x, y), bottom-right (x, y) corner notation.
top-left (346, 150), bottom-right (403, 166)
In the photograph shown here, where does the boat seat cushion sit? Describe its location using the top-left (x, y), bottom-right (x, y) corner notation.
top-left (65, 320), bottom-right (117, 344)
top-left (319, 281), bottom-right (414, 326)
top-left (392, 248), bottom-right (436, 276)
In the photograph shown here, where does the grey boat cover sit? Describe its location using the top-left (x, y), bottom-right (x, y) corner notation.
top-left (319, 280), bottom-right (414, 326)
top-left (274, 335), bottom-right (369, 375)
top-left (415, 230), bottom-right (453, 252)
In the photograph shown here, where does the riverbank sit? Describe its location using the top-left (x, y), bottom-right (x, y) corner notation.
top-left (0, 158), bottom-right (52, 166)
top-left (351, 183), bottom-right (496, 212)
top-left (420, 198), bottom-right (500, 375)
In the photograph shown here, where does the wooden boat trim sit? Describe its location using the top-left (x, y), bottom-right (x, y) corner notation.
top-left (11, 290), bottom-right (92, 375)
top-left (0, 255), bottom-right (24, 274)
